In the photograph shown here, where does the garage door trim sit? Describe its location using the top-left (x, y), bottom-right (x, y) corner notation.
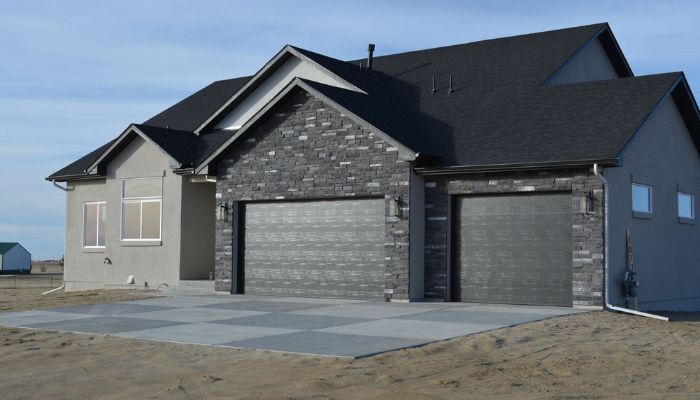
top-left (232, 196), bottom-right (386, 299)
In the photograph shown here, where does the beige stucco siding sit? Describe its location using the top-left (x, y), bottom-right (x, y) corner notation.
top-left (64, 136), bottom-right (211, 291)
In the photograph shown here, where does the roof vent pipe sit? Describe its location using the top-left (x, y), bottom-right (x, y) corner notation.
top-left (367, 44), bottom-right (375, 70)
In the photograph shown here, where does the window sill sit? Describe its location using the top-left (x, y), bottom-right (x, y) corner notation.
top-left (678, 217), bottom-right (696, 225)
top-left (120, 240), bottom-right (162, 247)
top-left (632, 211), bottom-right (653, 220)
top-left (82, 247), bottom-right (105, 253)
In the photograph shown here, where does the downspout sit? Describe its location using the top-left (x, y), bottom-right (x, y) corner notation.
top-left (52, 181), bottom-right (73, 191)
top-left (593, 164), bottom-right (668, 321)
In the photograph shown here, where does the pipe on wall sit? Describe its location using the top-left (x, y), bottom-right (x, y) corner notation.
top-left (593, 164), bottom-right (668, 321)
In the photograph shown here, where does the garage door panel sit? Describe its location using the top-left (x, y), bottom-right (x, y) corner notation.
top-left (244, 199), bottom-right (385, 300)
top-left (455, 193), bottom-right (573, 306)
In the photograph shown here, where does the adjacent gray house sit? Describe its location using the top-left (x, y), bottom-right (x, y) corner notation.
top-left (48, 23), bottom-right (700, 311)
top-left (0, 243), bottom-right (31, 274)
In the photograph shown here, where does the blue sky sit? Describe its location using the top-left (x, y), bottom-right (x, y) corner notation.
top-left (2, 0), bottom-right (700, 259)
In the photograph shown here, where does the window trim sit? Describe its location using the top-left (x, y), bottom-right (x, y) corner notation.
top-left (120, 177), bottom-right (163, 242)
top-left (678, 191), bottom-right (695, 220)
top-left (632, 183), bottom-right (653, 215)
top-left (83, 201), bottom-right (106, 248)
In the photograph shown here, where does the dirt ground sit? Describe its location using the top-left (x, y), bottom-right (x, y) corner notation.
top-left (0, 288), bottom-right (154, 312)
top-left (1, 290), bottom-right (699, 399)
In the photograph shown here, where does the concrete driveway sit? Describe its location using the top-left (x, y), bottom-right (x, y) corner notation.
top-left (0, 295), bottom-right (585, 358)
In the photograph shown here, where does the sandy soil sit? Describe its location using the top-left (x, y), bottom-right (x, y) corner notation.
top-left (0, 288), bottom-right (154, 312)
top-left (1, 291), bottom-right (699, 399)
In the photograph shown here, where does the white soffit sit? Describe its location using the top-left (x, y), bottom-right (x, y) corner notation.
top-left (215, 55), bottom-right (358, 130)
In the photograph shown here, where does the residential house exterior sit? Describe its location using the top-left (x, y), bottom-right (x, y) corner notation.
top-left (48, 23), bottom-right (700, 311)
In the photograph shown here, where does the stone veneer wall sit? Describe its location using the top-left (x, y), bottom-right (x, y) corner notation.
top-left (423, 169), bottom-right (604, 306)
top-left (214, 89), bottom-right (412, 300)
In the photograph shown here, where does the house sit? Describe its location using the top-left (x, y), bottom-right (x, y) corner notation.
top-left (0, 243), bottom-right (31, 274)
top-left (47, 23), bottom-right (700, 311)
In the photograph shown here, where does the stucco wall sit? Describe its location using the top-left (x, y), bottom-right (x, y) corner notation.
top-left (547, 37), bottom-right (618, 85)
top-left (64, 136), bottom-right (183, 291)
top-left (180, 179), bottom-right (216, 280)
top-left (214, 89), bottom-right (412, 300)
top-left (423, 169), bottom-right (604, 306)
top-left (606, 95), bottom-right (700, 311)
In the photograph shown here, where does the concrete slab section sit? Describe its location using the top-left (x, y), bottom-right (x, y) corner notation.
top-left (291, 303), bottom-right (442, 319)
top-left (213, 312), bottom-right (369, 330)
top-left (250, 296), bottom-right (368, 305)
top-left (125, 296), bottom-right (245, 308)
top-left (26, 316), bottom-right (186, 334)
top-left (458, 304), bottom-right (587, 316)
top-left (0, 310), bottom-right (94, 327)
top-left (318, 318), bottom-right (501, 341)
top-left (202, 300), bottom-right (333, 313)
top-left (223, 331), bottom-right (431, 358)
top-left (44, 303), bottom-right (175, 316)
top-left (127, 308), bottom-right (269, 323)
top-left (113, 323), bottom-right (299, 345)
top-left (392, 309), bottom-right (554, 326)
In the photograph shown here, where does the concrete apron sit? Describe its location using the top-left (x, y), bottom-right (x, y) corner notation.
top-left (0, 295), bottom-right (587, 358)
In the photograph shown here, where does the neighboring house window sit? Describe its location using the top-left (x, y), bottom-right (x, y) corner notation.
top-left (678, 192), bottom-right (695, 219)
top-left (83, 202), bottom-right (106, 248)
top-left (121, 177), bottom-right (162, 240)
top-left (632, 183), bottom-right (652, 214)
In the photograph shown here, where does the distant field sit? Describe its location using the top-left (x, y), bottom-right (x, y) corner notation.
top-left (31, 261), bottom-right (64, 274)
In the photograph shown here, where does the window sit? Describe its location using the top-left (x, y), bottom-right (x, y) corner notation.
top-left (121, 177), bottom-right (162, 240)
top-left (632, 183), bottom-right (652, 214)
top-left (83, 202), bottom-right (106, 248)
top-left (678, 192), bottom-right (695, 219)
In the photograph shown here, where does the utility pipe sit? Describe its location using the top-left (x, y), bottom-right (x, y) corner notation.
top-left (42, 285), bottom-right (64, 295)
top-left (593, 164), bottom-right (668, 321)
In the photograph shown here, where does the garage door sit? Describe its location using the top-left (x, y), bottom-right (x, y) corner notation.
top-left (243, 199), bottom-right (385, 300)
top-left (453, 193), bottom-right (572, 306)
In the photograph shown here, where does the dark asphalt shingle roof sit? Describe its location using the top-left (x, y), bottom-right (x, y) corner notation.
top-left (48, 140), bottom-right (116, 179)
top-left (0, 243), bottom-right (19, 255)
top-left (48, 23), bottom-right (695, 180)
top-left (144, 77), bottom-right (250, 132)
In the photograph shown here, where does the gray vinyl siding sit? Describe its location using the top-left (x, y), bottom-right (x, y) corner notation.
top-left (606, 95), bottom-right (700, 311)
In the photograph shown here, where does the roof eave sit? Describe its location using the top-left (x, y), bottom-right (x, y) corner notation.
top-left (193, 45), bottom-right (366, 134)
top-left (195, 78), bottom-right (417, 174)
top-left (413, 158), bottom-right (620, 175)
top-left (85, 124), bottom-right (183, 174)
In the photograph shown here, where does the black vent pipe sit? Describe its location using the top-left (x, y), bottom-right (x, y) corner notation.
top-left (367, 44), bottom-right (375, 70)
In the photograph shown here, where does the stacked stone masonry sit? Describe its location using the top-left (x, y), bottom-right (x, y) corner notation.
top-left (214, 89), bottom-right (411, 300)
top-left (423, 169), bottom-right (604, 306)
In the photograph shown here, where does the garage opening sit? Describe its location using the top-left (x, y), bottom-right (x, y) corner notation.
top-left (452, 192), bottom-right (573, 306)
top-left (240, 198), bottom-right (385, 300)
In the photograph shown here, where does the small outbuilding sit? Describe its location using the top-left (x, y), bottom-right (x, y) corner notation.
top-left (0, 243), bottom-right (31, 274)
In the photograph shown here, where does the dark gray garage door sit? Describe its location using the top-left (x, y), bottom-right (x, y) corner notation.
top-left (453, 193), bottom-right (572, 306)
top-left (243, 199), bottom-right (385, 300)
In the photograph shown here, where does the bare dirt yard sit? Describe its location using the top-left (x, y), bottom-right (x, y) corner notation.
top-left (1, 289), bottom-right (699, 400)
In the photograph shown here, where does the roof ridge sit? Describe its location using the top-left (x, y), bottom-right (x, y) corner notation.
top-left (345, 22), bottom-right (608, 63)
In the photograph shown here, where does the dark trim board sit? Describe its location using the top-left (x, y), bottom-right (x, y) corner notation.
top-left (231, 201), bottom-right (244, 295)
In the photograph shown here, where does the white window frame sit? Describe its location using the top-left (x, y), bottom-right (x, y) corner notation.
top-left (632, 183), bottom-right (653, 214)
top-left (678, 191), bottom-right (695, 220)
top-left (120, 177), bottom-right (163, 241)
top-left (83, 201), bottom-right (106, 248)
